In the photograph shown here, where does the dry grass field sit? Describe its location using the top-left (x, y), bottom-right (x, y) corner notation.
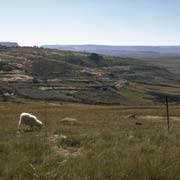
top-left (1, 100), bottom-right (180, 179)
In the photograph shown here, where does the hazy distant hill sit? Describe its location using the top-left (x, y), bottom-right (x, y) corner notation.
top-left (41, 45), bottom-right (180, 55)
top-left (0, 42), bottom-right (19, 47)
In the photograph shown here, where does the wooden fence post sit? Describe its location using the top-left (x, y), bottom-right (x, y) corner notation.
top-left (165, 96), bottom-right (170, 132)
top-left (44, 99), bottom-right (48, 137)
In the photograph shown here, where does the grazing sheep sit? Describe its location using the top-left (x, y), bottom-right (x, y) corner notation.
top-left (18, 112), bottom-right (43, 131)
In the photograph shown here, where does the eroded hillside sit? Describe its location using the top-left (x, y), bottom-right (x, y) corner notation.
top-left (0, 46), bottom-right (180, 105)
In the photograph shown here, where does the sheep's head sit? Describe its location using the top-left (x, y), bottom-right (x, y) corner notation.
top-left (38, 124), bottom-right (42, 130)
top-left (38, 121), bottom-right (44, 130)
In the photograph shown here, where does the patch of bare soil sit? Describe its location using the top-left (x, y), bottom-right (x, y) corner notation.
top-left (48, 134), bottom-right (82, 157)
top-left (0, 73), bottom-right (33, 81)
top-left (60, 117), bottom-right (78, 125)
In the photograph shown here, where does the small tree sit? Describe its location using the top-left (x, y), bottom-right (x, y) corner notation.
top-left (89, 53), bottom-right (102, 63)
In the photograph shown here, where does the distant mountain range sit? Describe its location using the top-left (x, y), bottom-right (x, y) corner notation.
top-left (41, 45), bottom-right (180, 56)
top-left (1, 42), bottom-right (180, 56)
top-left (0, 42), bottom-right (19, 47)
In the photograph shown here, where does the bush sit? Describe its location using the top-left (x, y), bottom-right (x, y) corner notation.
top-left (0, 61), bottom-right (15, 72)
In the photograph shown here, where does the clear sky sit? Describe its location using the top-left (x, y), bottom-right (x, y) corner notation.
top-left (1, 0), bottom-right (180, 46)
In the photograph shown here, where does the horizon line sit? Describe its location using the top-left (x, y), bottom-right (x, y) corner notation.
top-left (1, 41), bottom-right (180, 47)
top-left (40, 44), bottom-right (180, 47)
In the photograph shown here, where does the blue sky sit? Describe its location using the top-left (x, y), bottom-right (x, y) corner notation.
top-left (1, 0), bottom-right (180, 46)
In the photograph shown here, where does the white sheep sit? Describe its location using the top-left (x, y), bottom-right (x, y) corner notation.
top-left (18, 112), bottom-right (43, 131)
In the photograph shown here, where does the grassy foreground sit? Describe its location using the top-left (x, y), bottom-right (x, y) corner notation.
top-left (1, 101), bottom-right (180, 179)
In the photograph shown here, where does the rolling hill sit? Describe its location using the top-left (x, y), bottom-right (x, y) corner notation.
top-left (0, 46), bottom-right (180, 105)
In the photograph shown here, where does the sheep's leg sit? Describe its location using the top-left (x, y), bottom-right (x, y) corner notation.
top-left (30, 125), bottom-right (33, 131)
top-left (38, 125), bottom-right (42, 131)
top-left (18, 124), bottom-right (21, 132)
top-left (18, 127), bottom-right (22, 132)
top-left (18, 120), bottom-right (22, 132)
